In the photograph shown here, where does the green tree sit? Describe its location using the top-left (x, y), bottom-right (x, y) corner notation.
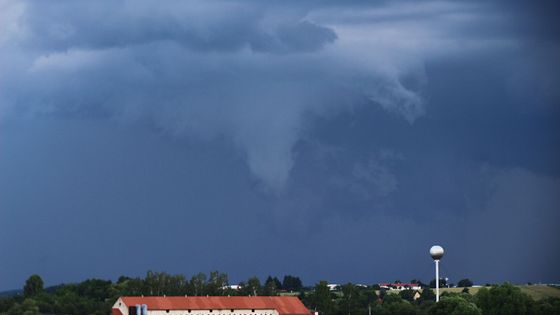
top-left (398, 289), bottom-right (416, 302)
top-left (380, 294), bottom-right (416, 315)
top-left (7, 298), bottom-right (39, 315)
top-left (457, 279), bottom-right (473, 288)
top-left (532, 297), bottom-right (560, 315)
top-left (339, 283), bottom-right (362, 315)
top-left (358, 288), bottom-right (378, 312)
top-left (240, 277), bottom-right (262, 296)
top-left (117, 275), bottom-right (131, 284)
top-left (418, 288), bottom-right (436, 303)
top-left (429, 279), bottom-right (446, 288)
top-left (75, 279), bottom-right (112, 301)
top-left (383, 302), bottom-right (417, 315)
top-left (427, 295), bottom-right (481, 315)
top-left (23, 275), bottom-right (44, 298)
top-left (0, 297), bottom-right (17, 313)
top-left (310, 281), bottom-right (335, 315)
top-left (264, 276), bottom-right (279, 296)
top-left (382, 293), bottom-right (403, 304)
top-left (282, 275), bottom-right (303, 292)
top-left (475, 283), bottom-right (534, 315)
top-left (207, 271), bottom-right (229, 296)
top-left (189, 273), bottom-right (208, 296)
top-left (272, 277), bottom-right (282, 290)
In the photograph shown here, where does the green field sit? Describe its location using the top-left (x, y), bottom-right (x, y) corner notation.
top-left (519, 285), bottom-right (560, 300)
top-left (384, 285), bottom-right (560, 300)
top-left (435, 285), bottom-right (560, 300)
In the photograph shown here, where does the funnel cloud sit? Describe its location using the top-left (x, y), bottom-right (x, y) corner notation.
top-left (0, 0), bottom-right (559, 290)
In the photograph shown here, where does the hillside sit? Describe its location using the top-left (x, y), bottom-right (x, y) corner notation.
top-left (437, 285), bottom-right (560, 300)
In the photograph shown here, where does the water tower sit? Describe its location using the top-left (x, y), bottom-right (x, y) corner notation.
top-left (429, 245), bottom-right (444, 302)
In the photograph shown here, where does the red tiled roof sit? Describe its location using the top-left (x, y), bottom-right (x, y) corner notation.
top-left (117, 296), bottom-right (311, 315)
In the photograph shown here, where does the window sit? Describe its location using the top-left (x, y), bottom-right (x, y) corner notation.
top-left (231, 310), bottom-right (234, 313)
top-left (252, 310), bottom-right (255, 312)
top-left (210, 310), bottom-right (213, 313)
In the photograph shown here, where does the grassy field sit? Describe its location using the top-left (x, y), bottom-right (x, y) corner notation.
top-left (283, 285), bottom-right (560, 301)
top-left (383, 285), bottom-right (560, 300)
top-left (519, 285), bottom-right (560, 300)
top-left (434, 285), bottom-right (560, 300)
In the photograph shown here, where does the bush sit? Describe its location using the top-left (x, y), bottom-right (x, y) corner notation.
top-left (532, 297), bottom-right (560, 315)
top-left (399, 289), bottom-right (416, 302)
top-left (418, 288), bottom-right (436, 303)
top-left (475, 283), bottom-right (534, 315)
top-left (6, 298), bottom-right (39, 315)
top-left (427, 295), bottom-right (481, 315)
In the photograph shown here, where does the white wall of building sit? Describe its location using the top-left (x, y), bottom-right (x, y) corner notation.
top-left (114, 298), bottom-right (129, 315)
top-left (113, 303), bottom-right (280, 315)
top-left (147, 309), bottom-right (278, 315)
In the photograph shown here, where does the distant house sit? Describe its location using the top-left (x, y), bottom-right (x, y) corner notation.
top-left (222, 285), bottom-right (242, 290)
top-left (327, 284), bottom-right (366, 291)
top-left (112, 296), bottom-right (313, 315)
top-left (378, 283), bottom-right (421, 291)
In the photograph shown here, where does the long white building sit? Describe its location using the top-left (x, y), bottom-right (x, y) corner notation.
top-left (112, 296), bottom-right (312, 315)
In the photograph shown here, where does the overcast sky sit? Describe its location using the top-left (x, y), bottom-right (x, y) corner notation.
top-left (1, 0), bottom-right (559, 290)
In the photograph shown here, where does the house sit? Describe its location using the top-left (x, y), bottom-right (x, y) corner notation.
top-left (221, 285), bottom-right (242, 291)
top-left (378, 283), bottom-right (421, 291)
top-left (112, 296), bottom-right (313, 315)
top-left (327, 284), bottom-right (340, 291)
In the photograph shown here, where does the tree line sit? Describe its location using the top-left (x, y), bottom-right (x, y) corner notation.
top-left (0, 272), bottom-right (559, 315)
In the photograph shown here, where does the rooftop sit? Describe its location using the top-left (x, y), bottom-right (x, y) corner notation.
top-left (116, 296), bottom-right (312, 315)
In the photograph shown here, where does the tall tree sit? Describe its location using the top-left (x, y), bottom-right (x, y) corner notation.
top-left (418, 288), bottom-right (436, 304)
top-left (427, 295), bottom-right (481, 315)
top-left (241, 277), bottom-right (262, 296)
top-left (282, 275), bottom-right (303, 292)
top-left (272, 277), bottom-right (282, 290)
top-left (207, 271), bottom-right (229, 295)
top-left (310, 281), bottom-right (335, 315)
top-left (476, 283), bottom-right (534, 315)
top-left (189, 273), bottom-right (208, 296)
top-left (7, 299), bottom-right (40, 315)
top-left (429, 278), bottom-right (447, 288)
top-left (339, 283), bottom-right (362, 315)
top-left (399, 289), bottom-right (416, 302)
top-left (24, 275), bottom-right (44, 298)
top-left (264, 276), bottom-right (279, 296)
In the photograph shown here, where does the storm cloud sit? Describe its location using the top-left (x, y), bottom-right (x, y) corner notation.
top-left (0, 0), bottom-right (559, 290)
top-left (0, 0), bottom-right (473, 190)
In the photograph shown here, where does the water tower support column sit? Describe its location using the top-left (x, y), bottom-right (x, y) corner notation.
top-left (435, 259), bottom-right (440, 302)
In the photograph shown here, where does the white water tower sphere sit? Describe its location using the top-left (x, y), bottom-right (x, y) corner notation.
top-left (430, 245), bottom-right (444, 260)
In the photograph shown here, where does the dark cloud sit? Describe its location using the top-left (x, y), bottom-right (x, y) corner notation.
top-left (0, 0), bottom-right (559, 290)
top-left (18, 1), bottom-right (335, 53)
top-left (1, 0), bottom-right (428, 190)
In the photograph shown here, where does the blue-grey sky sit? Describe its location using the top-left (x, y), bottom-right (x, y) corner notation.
top-left (0, 0), bottom-right (559, 290)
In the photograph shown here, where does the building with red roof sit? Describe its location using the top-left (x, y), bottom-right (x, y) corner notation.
top-left (112, 296), bottom-right (313, 315)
